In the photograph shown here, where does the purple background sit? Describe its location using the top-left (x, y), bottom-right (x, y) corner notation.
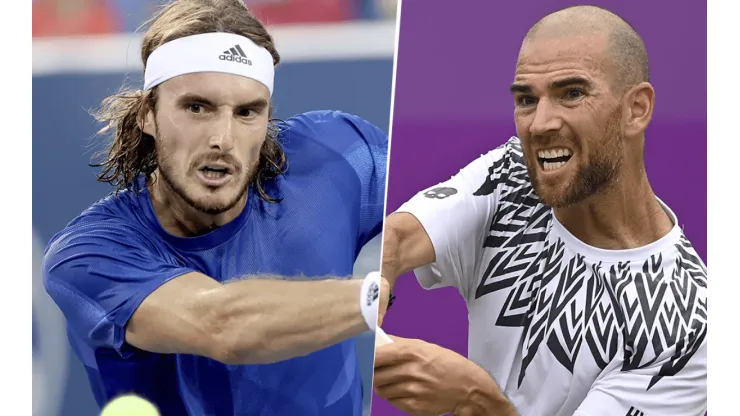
top-left (373, 0), bottom-right (706, 414)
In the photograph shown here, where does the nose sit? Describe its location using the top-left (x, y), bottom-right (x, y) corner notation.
top-left (529, 99), bottom-right (563, 136)
top-left (208, 112), bottom-right (235, 152)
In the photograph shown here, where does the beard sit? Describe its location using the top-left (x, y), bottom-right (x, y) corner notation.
top-left (154, 124), bottom-right (256, 216)
top-left (527, 105), bottom-right (625, 208)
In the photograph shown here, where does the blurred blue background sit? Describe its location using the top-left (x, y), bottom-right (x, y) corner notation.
top-left (32, 1), bottom-right (396, 415)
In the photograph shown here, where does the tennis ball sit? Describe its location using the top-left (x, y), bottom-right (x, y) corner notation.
top-left (100, 395), bottom-right (160, 416)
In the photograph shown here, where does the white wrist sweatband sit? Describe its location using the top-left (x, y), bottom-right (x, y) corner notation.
top-left (360, 272), bottom-right (381, 332)
top-left (143, 32), bottom-right (275, 95)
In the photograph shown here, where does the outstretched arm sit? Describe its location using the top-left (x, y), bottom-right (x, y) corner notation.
top-left (127, 272), bottom-right (386, 365)
top-left (43, 224), bottom-right (386, 366)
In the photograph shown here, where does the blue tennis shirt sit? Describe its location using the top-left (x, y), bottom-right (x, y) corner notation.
top-left (42, 111), bottom-right (387, 416)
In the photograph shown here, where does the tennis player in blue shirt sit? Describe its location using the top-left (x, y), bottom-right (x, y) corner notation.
top-left (42, 1), bottom-right (389, 415)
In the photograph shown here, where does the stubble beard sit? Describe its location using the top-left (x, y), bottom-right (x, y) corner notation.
top-left (528, 105), bottom-right (625, 208)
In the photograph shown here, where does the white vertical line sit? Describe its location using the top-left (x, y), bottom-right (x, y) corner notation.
top-left (707, 0), bottom-right (737, 415)
top-left (371, 0), bottom-right (403, 399)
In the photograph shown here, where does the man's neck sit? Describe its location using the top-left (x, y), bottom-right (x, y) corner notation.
top-left (148, 174), bottom-right (246, 238)
top-left (553, 168), bottom-right (674, 251)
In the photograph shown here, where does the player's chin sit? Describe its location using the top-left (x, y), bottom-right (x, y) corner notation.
top-left (191, 193), bottom-right (241, 215)
top-left (532, 180), bottom-right (575, 208)
top-left (189, 181), bottom-right (245, 206)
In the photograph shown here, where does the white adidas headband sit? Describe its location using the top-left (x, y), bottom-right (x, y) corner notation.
top-left (143, 32), bottom-right (275, 95)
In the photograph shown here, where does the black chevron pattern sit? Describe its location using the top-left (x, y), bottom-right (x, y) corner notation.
top-left (470, 138), bottom-right (707, 391)
top-left (547, 254), bottom-right (588, 373)
top-left (517, 240), bottom-right (563, 386)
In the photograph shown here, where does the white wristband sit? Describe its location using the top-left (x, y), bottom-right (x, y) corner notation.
top-left (360, 272), bottom-right (381, 332)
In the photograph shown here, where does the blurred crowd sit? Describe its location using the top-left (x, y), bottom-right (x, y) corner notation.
top-left (33, 0), bottom-right (398, 38)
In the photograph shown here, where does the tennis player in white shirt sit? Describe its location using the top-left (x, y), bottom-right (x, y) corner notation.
top-left (374, 5), bottom-right (707, 416)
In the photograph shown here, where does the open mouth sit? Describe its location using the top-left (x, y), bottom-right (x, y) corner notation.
top-left (198, 164), bottom-right (232, 180)
top-left (537, 148), bottom-right (573, 172)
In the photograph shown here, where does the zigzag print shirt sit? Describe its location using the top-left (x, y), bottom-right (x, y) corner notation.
top-left (397, 137), bottom-right (707, 416)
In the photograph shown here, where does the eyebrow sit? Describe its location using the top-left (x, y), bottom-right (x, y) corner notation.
top-left (509, 83), bottom-right (532, 95)
top-left (176, 93), bottom-right (269, 110)
top-left (549, 76), bottom-right (593, 90)
top-left (509, 76), bottom-right (593, 95)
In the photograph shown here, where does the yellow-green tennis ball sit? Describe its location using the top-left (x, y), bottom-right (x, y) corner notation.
top-left (100, 395), bottom-right (160, 416)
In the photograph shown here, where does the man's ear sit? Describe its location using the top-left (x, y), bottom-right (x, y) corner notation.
top-left (139, 107), bottom-right (156, 137)
top-left (623, 82), bottom-right (655, 138)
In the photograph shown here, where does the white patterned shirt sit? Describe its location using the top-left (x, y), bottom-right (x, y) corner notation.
top-left (397, 137), bottom-right (707, 416)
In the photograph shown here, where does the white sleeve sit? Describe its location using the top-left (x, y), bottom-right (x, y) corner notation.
top-left (395, 140), bottom-right (515, 300)
top-left (573, 334), bottom-right (707, 416)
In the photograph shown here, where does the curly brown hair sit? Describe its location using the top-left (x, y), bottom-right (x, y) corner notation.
top-left (91, 0), bottom-right (287, 202)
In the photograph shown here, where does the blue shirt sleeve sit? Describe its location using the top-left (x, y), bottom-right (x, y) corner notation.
top-left (43, 218), bottom-right (193, 357)
top-left (285, 111), bottom-right (388, 248)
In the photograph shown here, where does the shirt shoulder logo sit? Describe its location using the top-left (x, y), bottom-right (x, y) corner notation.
top-left (424, 187), bottom-right (457, 199)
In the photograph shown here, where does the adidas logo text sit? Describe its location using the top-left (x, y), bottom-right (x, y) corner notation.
top-left (219, 44), bottom-right (252, 65)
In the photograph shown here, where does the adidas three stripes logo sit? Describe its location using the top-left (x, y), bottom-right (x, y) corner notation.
top-left (626, 406), bottom-right (644, 416)
top-left (219, 44), bottom-right (252, 65)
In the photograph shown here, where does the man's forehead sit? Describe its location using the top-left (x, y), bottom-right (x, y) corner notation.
top-left (159, 72), bottom-right (270, 102)
top-left (519, 32), bottom-right (608, 62)
top-left (515, 34), bottom-right (610, 81)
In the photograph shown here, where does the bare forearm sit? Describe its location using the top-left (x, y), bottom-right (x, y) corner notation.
top-left (382, 212), bottom-right (435, 288)
top-left (206, 278), bottom-right (367, 365)
top-left (381, 222), bottom-right (404, 287)
top-left (455, 365), bottom-right (518, 416)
